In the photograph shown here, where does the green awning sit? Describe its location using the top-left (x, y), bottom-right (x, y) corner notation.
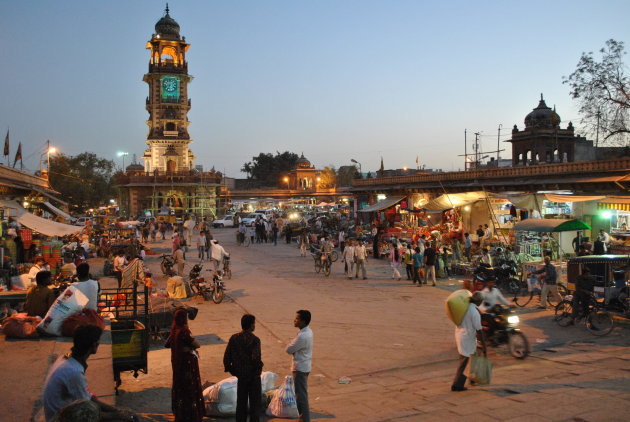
top-left (512, 218), bottom-right (592, 233)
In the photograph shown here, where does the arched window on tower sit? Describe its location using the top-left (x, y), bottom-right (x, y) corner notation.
top-left (166, 122), bottom-right (176, 131)
top-left (160, 46), bottom-right (179, 65)
top-left (167, 159), bottom-right (176, 173)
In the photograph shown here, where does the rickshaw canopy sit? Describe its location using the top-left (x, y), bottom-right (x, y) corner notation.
top-left (512, 218), bottom-right (591, 233)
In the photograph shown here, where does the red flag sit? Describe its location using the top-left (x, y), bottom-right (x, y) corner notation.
top-left (415, 155), bottom-right (419, 164)
top-left (3, 129), bottom-right (9, 156)
top-left (13, 142), bottom-right (22, 168)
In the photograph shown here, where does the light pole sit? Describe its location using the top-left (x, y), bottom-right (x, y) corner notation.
top-left (117, 151), bottom-right (129, 171)
top-left (351, 159), bottom-right (362, 178)
top-left (40, 140), bottom-right (57, 178)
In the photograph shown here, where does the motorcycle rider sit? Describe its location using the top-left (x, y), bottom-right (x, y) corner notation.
top-left (479, 278), bottom-right (514, 341)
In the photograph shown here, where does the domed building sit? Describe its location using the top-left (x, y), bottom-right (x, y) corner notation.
top-left (288, 154), bottom-right (319, 190)
top-left (508, 95), bottom-right (591, 165)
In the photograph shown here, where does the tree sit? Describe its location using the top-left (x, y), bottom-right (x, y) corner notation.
top-left (49, 152), bottom-right (116, 213)
top-left (564, 39), bottom-right (630, 145)
top-left (241, 151), bottom-right (299, 186)
top-left (336, 165), bottom-right (360, 186)
top-left (318, 166), bottom-right (337, 188)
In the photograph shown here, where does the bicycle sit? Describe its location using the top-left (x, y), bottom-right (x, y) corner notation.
top-left (512, 274), bottom-right (567, 308)
top-left (554, 293), bottom-right (614, 336)
top-left (222, 256), bottom-right (232, 279)
top-left (236, 231), bottom-right (250, 247)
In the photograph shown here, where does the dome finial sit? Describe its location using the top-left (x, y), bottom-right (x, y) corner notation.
top-left (540, 93), bottom-right (544, 101)
top-left (165, 3), bottom-right (170, 15)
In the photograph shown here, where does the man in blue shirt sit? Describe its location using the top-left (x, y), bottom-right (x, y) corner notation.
top-left (412, 246), bottom-right (424, 285)
top-left (531, 256), bottom-right (561, 309)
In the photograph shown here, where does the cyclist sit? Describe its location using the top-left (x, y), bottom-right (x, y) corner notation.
top-left (571, 266), bottom-right (596, 323)
top-left (529, 256), bottom-right (561, 309)
top-left (321, 237), bottom-right (334, 265)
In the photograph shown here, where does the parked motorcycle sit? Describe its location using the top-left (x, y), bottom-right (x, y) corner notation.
top-left (474, 263), bottom-right (520, 294)
top-left (481, 304), bottom-right (529, 359)
top-left (188, 264), bottom-right (226, 304)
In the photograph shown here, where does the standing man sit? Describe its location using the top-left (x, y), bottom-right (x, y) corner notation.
top-left (412, 246), bottom-right (423, 285)
top-left (71, 263), bottom-right (99, 311)
top-left (338, 229), bottom-right (346, 254)
top-left (354, 241), bottom-right (368, 280)
top-left (286, 310), bottom-right (313, 422)
top-left (531, 255), bottom-right (561, 309)
top-left (210, 239), bottom-right (229, 272)
top-left (599, 229), bottom-right (611, 252)
top-left (464, 233), bottom-right (472, 262)
top-left (452, 292), bottom-right (485, 392)
top-left (173, 245), bottom-right (185, 276)
top-left (371, 225), bottom-right (380, 259)
top-left (424, 242), bottom-right (437, 286)
top-left (342, 239), bottom-right (355, 279)
top-left (482, 224), bottom-right (492, 248)
top-left (224, 314), bottom-right (263, 422)
top-left (113, 251), bottom-right (128, 289)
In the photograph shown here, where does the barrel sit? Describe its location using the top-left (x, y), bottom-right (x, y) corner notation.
top-left (61, 267), bottom-right (73, 277)
top-left (42, 244), bottom-right (51, 258)
top-left (51, 247), bottom-right (62, 259)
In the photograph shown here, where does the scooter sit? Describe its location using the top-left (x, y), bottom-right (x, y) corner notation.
top-left (481, 304), bottom-right (529, 359)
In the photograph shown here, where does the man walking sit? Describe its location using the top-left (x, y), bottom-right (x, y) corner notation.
top-left (531, 256), bottom-right (561, 309)
top-left (354, 241), bottom-right (367, 279)
top-left (412, 246), bottom-right (423, 285)
top-left (286, 310), bottom-right (313, 422)
top-left (342, 239), bottom-right (355, 279)
top-left (464, 232), bottom-right (472, 262)
top-left (173, 244), bottom-right (185, 276)
top-left (452, 292), bottom-right (485, 391)
top-left (224, 314), bottom-right (263, 422)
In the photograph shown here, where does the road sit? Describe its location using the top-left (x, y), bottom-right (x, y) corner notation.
top-left (113, 228), bottom-right (630, 422)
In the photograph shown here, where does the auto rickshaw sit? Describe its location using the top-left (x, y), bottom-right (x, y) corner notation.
top-left (567, 255), bottom-right (630, 314)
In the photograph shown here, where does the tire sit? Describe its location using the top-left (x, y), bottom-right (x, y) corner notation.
top-left (586, 310), bottom-right (614, 336)
top-left (557, 284), bottom-right (568, 298)
top-left (314, 259), bottom-right (322, 273)
top-left (546, 287), bottom-right (561, 308)
top-left (513, 287), bottom-right (533, 307)
top-left (202, 290), bottom-right (213, 301)
top-left (212, 287), bottom-right (225, 304)
top-left (323, 261), bottom-right (331, 276)
top-left (219, 224), bottom-right (224, 228)
top-left (330, 251), bottom-right (339, 262)
top-left (225, 269), bottom-right (232, 280)
top-left (507, 332), bottom-right (529, 359)
top-left (555, 300), bottom-right (574, 327)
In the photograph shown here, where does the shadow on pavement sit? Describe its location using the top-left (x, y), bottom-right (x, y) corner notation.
top-left (227, 289), bottom-right (247, 299)
top-left (483, 376), bottom-right (630, 396)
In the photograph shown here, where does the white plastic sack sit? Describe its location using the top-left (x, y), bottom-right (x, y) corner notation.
top-left (203, 376), bottom-right (238, 416)
top-left (261, 371), bottom-right (278, 393)
top-left (37, 285), bottom-right (89, 336)
top-left (11, 274), bottom-right (32, 290)
top-left (266, 375), bottom-right (299, 418)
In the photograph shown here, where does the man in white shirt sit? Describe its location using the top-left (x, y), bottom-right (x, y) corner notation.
top-left (71, 263), bottom-right (99, 311)
top-left (342, 239), bottom-right (355, 279)
top-left (452, 292), bottom-right (485, 391)
top-left (113, 251), bottom-right (128, 289)
top-left (338, 229), bottom-right (346, 253)
top-left (28, 256), bottom-right (48, 287)
top-left (210, 239), bottom-right (229, 271)
top-left (286, 310), bottom-right (313, 422)
top-left (354, 241), bottom-right (368, 279)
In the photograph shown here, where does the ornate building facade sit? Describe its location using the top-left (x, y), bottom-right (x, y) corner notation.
top-left (116, 6), bottom-right (222, 219)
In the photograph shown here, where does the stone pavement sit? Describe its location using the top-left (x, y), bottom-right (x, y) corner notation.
top-left (3, 229), bottom-right (628, 421)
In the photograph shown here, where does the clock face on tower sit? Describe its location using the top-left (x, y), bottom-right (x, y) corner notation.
top-left (161, 76), bottom-right (180, 101)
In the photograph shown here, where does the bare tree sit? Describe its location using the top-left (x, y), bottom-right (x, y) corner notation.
top-left (563, 39), bottom-right (630, 146)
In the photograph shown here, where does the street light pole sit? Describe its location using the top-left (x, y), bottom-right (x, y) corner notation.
top-left (117, 152), bottom-right (129, 171)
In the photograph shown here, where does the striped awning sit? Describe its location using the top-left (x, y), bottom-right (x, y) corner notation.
top-left (597, 202), bottom-right (630, 211)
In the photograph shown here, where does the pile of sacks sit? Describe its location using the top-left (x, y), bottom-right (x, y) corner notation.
top-left (204, 372), bottom-right (300, 418)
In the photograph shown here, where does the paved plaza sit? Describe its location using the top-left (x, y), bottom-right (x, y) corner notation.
top-left (106, 229), bottom-right (630, 422)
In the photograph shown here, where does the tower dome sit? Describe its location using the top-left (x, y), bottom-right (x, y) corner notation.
top-left (155, 5), bottom-right (180, 40)
top-left (524, 94), bottom-right (561, 129)
top-left (296, 154), bottom-right (312, 168)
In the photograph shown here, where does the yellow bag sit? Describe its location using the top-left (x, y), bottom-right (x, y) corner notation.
top-left (445, 289), bottom-right (471, 325)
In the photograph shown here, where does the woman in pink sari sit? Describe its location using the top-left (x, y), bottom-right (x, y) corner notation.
top-left (166, 308), bottom-right (205, 422)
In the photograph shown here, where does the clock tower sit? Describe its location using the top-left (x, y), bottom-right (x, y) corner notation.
top-left (142, 5), bottom-right (195, 172)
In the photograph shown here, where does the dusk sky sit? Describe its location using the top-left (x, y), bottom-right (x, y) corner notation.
top-left (2, 0), bottom-right (629, 177)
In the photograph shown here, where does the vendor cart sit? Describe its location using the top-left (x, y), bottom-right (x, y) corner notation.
top-left (99, 284), bottom-right (149, 393)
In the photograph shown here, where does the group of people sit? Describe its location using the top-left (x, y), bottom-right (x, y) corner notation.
top-left (169, 309), bottom-right (314, 422)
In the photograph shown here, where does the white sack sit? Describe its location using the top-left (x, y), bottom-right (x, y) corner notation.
top-left (266, 375), bottom-right (299, 418)
top-left (37, 285), bottom-right (88, 336)
top-left (203, 376), bottom-right (238, 416)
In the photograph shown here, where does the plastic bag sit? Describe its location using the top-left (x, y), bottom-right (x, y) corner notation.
top-left (37, 285), bottom-right (88, 336)
top-left (266, 375), bottom-right (299, 418)
top-left (261, 371), bottom-right (279, 393)
top-left (61, 308), bottom-right (105, 337)
top-left (469, 352), bottom-right (493, 385)
top-left (204, 376), bottom-right (238, 416)
top-left (2, 313), bottom-right (41, 338)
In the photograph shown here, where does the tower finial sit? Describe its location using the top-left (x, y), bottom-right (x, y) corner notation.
top-left (165, 3), bottom-right (170, 15)
top-left (540, 93), bottom-right (543, 101)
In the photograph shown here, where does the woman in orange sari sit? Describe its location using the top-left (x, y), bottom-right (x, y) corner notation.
top-left (166, 308), bottom-right (205, 422)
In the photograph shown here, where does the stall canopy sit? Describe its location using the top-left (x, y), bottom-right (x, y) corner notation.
top-left (0, 200), bottom-right (82, 237)
top-left (359, 196), bottom-right (405, 212)
top-left (512, 218), bottom-right (591, 232)
top-left (42, 201), bottom-right (76, 222)
top-left (422, 191), bottom-right (489, 211)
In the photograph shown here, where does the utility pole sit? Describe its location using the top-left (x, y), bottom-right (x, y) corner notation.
top-left (497, 124), bottom-right (502, 164)
top-left (464, 129), bottom-right (467, 171)
top-left (474, 132), bottom-right (481, 169)
top-left (596, 110), bottom-right (601, 147)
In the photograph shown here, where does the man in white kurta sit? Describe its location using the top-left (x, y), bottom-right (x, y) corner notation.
top-left (452, 292), bottom-right (484, 391)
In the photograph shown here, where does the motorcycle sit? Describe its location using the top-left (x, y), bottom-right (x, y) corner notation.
top-left (188, 264), bottom-right (226, 304)
top-left (481, 304), bottom-right (529, 359)
top-left (474, 263), bottom-right (520, 294)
